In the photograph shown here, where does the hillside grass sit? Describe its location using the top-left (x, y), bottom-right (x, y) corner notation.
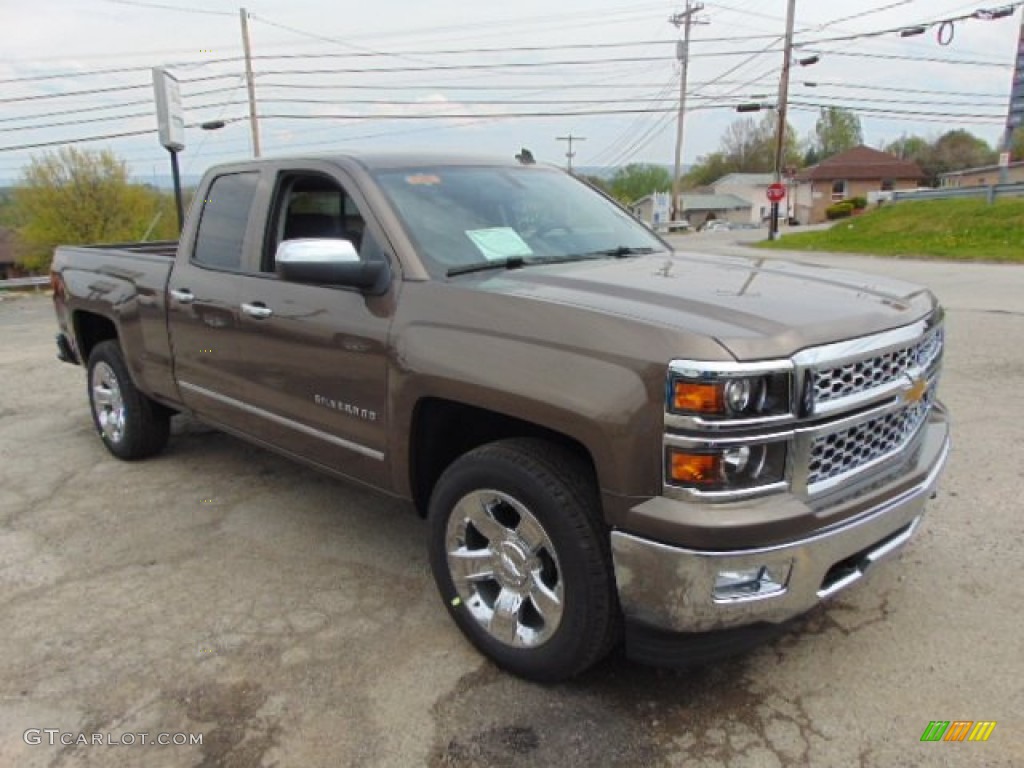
top-left (756, 198), bottom-right (1024, 262)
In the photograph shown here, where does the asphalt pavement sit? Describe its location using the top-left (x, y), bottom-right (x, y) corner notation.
top-left (1, 241), bottom-right (1022, 766)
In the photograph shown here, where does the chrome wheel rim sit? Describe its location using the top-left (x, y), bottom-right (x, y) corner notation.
top-left (91, 362), bottom-right (126, 444)
top-left (445, 489), bottom-right (564, 648)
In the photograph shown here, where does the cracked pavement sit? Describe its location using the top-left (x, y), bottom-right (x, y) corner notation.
top-left (1, 243), bottom-right (1022, 767)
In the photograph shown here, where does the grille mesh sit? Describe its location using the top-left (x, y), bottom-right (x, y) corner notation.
top-left (808, 388), bottom-right (935, 486)
top-left (813, 327), bottom-right (943, 405)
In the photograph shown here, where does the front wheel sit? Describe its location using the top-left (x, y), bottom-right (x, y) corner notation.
top-left (87, 340), bottom-right (170, 460)
top-left (427, 438), bottom-right (619, 682)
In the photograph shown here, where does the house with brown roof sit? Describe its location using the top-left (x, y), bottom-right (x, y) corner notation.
top-left (792, 146), bottom-right (924, 225)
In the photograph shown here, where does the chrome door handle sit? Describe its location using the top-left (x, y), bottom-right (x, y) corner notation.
top-left (170, 288), bottom-right (195, 304)
top-left (241, 302), bottom-right (273, 319)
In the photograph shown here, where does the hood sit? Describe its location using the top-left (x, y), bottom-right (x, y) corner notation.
top-left (471, 251), bottom-right (937, 361)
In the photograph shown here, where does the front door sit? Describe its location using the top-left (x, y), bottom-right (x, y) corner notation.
top-left (227, 166), bottom-right (397, 487)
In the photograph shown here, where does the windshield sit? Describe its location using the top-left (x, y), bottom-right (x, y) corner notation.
top-left (372, 165), bottom-right (667, 276)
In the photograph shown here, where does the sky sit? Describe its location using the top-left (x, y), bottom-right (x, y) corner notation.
top-left (1, 0), bottom-right (1022, 183)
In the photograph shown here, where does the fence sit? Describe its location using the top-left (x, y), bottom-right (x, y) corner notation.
top-left (891, 182), bottom-right (1024, 204)
top-left (0, 276), bottom-right (48, 290)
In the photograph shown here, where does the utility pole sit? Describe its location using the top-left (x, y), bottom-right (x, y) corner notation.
top-left (240, 7), bottom-right (261, 157)
top-left (1000, 11), bottom-right (1024, 184)
top-left (770, 0), bottom-right (797, 240)
top-left (557, 134), bottom-right (586, 173)
top-left (669, 2), bottom-right (705, 222)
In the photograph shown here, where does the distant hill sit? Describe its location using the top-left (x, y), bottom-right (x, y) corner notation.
top-left (574, 163), bottom-right (689, 180)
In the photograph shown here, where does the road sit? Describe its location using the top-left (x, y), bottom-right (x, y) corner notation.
top-left (1, 241), bottom-right (1022, 767)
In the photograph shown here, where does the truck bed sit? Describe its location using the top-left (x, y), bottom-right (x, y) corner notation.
top-left (51, 240), bottom-right (181, 404)
top-left (70, 240), bottom-right (179, 258)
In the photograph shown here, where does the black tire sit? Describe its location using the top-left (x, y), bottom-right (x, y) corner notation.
top-left (427, 438), bottom-right (620, 682)
top-left (86, 340), bottom-right (171, 460)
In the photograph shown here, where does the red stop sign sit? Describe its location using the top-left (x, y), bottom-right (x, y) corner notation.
top-left (766, 182), bottom-right (786, 203)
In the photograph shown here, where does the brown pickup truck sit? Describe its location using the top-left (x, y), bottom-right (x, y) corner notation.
top-left (51, 153), bottom-right (949, 681)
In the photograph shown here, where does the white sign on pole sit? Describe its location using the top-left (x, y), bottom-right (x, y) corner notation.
top-left (652, 191), bottom-right (671, 224)
top-left (152, 67), bottom-right (185, 151)
top-left (999, 152), bottom-right (1011, 168)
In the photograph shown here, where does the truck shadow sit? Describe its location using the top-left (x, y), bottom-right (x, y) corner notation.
top-left (162, 414), bottom-right (850, 768)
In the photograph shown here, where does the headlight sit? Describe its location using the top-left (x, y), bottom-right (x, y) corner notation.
top-left (666, 441), bottom-right (787, 493)
top-left (670, 371), bottom-right (791, 419)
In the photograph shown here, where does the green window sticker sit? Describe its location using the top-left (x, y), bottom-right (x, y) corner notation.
top-left (465, 227), bottom-right (534, 261)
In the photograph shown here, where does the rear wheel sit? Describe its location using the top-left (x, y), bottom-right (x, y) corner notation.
top-left (428, 438), bottom-right (619, 682)
top-left (87, 340), bottom-right (170, 460)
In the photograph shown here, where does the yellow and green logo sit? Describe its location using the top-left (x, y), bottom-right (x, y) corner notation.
top-left (920, 721), bottom-right (996, 742)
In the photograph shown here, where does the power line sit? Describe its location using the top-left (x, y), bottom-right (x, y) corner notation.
top-left (795, 80), bottom-right (1006, 99)
top-left (0, 87), bottom-right (246, 124)
top-left (799, 48), bottom-right (1012, 66)
top-left (0, 50), bottom-right (787, 105)
top-left (797, 2), bottom-right (1024, 46)
top-left (808, 1), bottom-right (917, 33)
top-left (0, 74), bottom-right (239, 104)
top-left (792, 92), bottom-right (1005, 107)
top-left (98, 0), bottom-right (235, 17)
top-left (790, 101), bottom-right (1004, 121)
top-left (587, 75), bottom-right (679, 165)
top-left (253, 106), bottom-right (742, 121)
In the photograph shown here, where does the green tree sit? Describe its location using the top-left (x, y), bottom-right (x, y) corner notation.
top-left (683, 112), bottom-right (800, 188)
top-left (884, 131), bottom-right (996, 186)
top-left (12, 147), bottom-right (177, 271)
top-left (580, 174), bottom-right (611, 194)
top-left (885, 134), bottom-right (931, 163)
top-left (928, 130), bottom-right (996, 181)
top-left (609, 163), bottom-right (672, 204)
top-left (0, 188), bottom-right (18, 228)
top-left (814, 107), bottom-right (863, 158)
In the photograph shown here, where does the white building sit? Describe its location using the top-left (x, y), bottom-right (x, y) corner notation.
top-left (710, 173), bottom-right (775, 225)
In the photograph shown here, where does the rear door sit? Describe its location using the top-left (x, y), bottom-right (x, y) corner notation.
top-left (215, 163), bottom-right (398, 487)
top-left (167, 169), bottom-right (263, 431)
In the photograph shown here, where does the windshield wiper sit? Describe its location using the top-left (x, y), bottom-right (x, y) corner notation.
top-left (446, 256), bottom-right (528, 277)
top-left (573, 246), bottom-right (659, 258)
top-left (446, 247), bottom-right (659, 278)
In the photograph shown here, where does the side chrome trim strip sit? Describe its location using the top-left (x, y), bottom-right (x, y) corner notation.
top-left (179, 380), bottom-right (385, 461)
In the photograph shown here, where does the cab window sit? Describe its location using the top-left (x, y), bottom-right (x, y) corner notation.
top-left (264, 174), bottom-right (369, 272)
top-left (192, 172), bottom-right (260, 271)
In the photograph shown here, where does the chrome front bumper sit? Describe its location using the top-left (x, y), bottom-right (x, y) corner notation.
top-left (612, 414), bottom-right (950, 633)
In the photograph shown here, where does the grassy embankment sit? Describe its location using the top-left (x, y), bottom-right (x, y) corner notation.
top-left (756, 198), bottom-right (1024, 262)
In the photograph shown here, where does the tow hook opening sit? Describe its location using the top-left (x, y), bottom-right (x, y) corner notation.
top-left (818, 519), bottom-right (917, 597)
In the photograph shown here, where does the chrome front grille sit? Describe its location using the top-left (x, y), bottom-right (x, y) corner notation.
top-left (812, 327), bottom-right (944, 406)
top-left (808, 388), bottom-right (935, 487)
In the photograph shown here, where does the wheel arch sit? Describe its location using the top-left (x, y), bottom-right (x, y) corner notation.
top-left (408, 397), bottom-right (600, 517)
top-left (73, 310), bottom-right (119, 364)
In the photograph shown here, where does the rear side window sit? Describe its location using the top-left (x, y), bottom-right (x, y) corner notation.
top-left (193, 172), bottom-right (259, 270)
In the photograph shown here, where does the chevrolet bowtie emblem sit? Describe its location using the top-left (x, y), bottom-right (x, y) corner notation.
top-left (903, 376), bottom-right (929, 405)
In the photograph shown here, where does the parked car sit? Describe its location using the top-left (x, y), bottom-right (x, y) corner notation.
top-left (51, 153), bottom-right (949, 682)
top-left (698, 219), bottom-right (731, 232)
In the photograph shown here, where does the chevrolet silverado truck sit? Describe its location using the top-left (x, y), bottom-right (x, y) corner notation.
top-left (51, 153), bottom-right (949, 682)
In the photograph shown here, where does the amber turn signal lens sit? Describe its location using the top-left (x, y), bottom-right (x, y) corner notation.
top-left (669, 451), bottom-right (720, 485)
top-left (672, 381), bottom-right (723, 414)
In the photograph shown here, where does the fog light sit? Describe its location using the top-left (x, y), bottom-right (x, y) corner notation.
top-left (713, 562), bottom-right (791, 601)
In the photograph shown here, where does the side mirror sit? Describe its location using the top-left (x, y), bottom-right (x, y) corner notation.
top-left (275, 239), bottom-right (390, 295)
